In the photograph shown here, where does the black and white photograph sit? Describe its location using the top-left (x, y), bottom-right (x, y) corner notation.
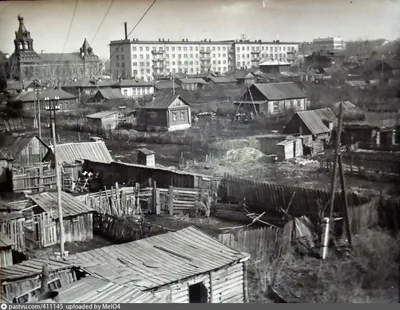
top-left (0, 0), bottom-right (399, 304)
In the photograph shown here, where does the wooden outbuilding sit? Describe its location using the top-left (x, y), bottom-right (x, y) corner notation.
top-left (137, 148), bottom-right (155, 167)
top-left (27, 191), bottom-right (95, 248)
top-left (64, 226), bottom-right (250, 303)
top-left (86, 110), bottom-right (121, 130)
top-left (0, 232), bottom-right (14, 267)
top-left (276, 137), bottom-right (304, 161)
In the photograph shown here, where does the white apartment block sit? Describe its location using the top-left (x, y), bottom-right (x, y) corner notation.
top-left (109, 32), bottom-right (299, 81)
top-left (312, 37), bottom-right (345, 53)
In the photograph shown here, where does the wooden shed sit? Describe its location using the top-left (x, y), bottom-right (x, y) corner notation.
top-left (86, 110), bottom-right (121, 130)
top-left (0, 232), bottom-right (14, 267)
top-left (27, 191), bottom-right (95, 248)
top-left (137, 148), bottom-right (155, 167)
top-left (64, 226), bottom-right (250, 303)
top-left (0, 212), bottom-right (26, 254)
top-left (0, 258), bottom-right (77, 303)
top-left (276, 137), bottom-right (304, 161)
top-left (255, 134), bottom-right (295, 155)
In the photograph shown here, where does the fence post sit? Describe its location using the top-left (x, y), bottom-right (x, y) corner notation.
top-left (168, 186), bottom-right (174, 216)
top-left (156, 188), bottom-right (161, 215)
top-left (152, 181), bottom-right (157, 214)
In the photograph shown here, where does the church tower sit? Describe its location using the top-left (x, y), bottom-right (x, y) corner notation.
top-left (9, 15), bottom-right (41, 80)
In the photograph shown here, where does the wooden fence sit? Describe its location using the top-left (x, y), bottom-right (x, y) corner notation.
top-left (34, 212), bottom-right (57, 248)
top-left (138, 185), bottom-right (210, 216)
top-left (357, 142), bottom-right (400, 152)
top-left (0, 217), bottom-right (26, 253)
top-left (218, 226), bottom-right (287, 263)
top-left (219, 175), bottom-right (368, 221)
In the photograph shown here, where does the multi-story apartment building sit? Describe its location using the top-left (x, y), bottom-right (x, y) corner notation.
top-left (109, 23), bottom-right (299, 81)
top-left (312, 37), bottom-right (345, 53)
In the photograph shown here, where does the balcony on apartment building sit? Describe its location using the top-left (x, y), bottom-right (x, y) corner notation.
top-left (152, 63), bottom-right (164, 70)
top-left (151, 49), bottom-right (165, 55)
top-left (201, 62), bottom-right (211, 69)
top-left (199, 49), bottom-right (211, 55)
top-left (200, 56), bottom-right (211, 61)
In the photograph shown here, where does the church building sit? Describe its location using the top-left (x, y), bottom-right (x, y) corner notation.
top-left (7, 15), bottom-right (102, 82)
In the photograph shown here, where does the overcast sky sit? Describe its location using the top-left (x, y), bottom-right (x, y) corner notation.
top-left (0, 0), bottom-right (399, 59)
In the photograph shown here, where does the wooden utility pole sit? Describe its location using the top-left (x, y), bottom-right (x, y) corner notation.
top-left (37, 85), bottom-right (42, 139)
top-left (338, 152), bottom-right (352, 247)
top-left (47, 96), bottom-right (65, 257)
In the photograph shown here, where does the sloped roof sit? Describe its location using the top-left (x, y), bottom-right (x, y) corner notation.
top-left (179, 78), bottom-right (208, 85)
top-left (141, 94), bottom-right (190, 110)
top-left (95, 88), bottom-right (124, 100)
top-left (293, 110), bottom-right (331, 135)
top-left (0, 134), bottom-right (48, 160)
top-left (345, 80), bottom-right (368, 87)
top-left (29, 191), bottom-right (94, 219)
top-left (86, 110), bottom-right (119, 119)
top-left (63, 78), bottom-right (95, 88)
top-left (35, 276), bottom-right (169, 303)
top-left (226, 70), bottom-right (255, 80)
top-left (314, 108), bottom-right (338, 125)
top-left (250, 82), bottom-right (306, 100)
top-left (206, 75), bottom-right (237, 84)
top-left (9, 89), bottom-right (76, 103)
top-left (154, 80), bottom-right (180, 90)
top-left (48, 141), bottom-right (113, 164)
top-left (333, 101), bottom-right (362, 113)
top-left (39, 53), bottom-right (83, 62)
top-left (64, 226), bottom-right (250, 290)
top-left (117, 78), bottom-right (153, 87)
top-left (260, 59), bottom-right (291, 66)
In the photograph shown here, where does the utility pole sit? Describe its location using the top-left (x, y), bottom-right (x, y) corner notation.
top-left (45, 96), bottom-right (65, 257)
top-left (172, 72), bottom-right (175, 96)
top-left (36, 84), bottom-right (42, 139)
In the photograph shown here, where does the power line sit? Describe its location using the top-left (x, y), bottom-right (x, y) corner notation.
top-left (83, 0), bottom-right (157, 88)
top-left (97, 0), bottom-right (157, 78)
top-left (91, 0), bottom-right (115, 44)
top-left (59, 0), bottom-right (79, 62)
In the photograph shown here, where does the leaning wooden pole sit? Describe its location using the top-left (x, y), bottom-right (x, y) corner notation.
top-left (338, 153), bottom-right (352, 247)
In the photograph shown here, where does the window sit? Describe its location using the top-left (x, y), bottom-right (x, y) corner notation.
top-left (146, 54), bottom-right (150, 59)
top-left (247, 46), bottom-right (250, 51)
top-left (184, 54), bottom-right (187, 58)
top-left (237, 61), bottom-right (240, 67)
top-left (195, 47), bottom-right (198, 51)
top-left (172, 54), bottom-right (175, 58)
top-left (178, 61), bottom-right (182, 65)
top-left (146, 62), bottom-right (150, 66)
top-left (122, 63), bottom-right (125, 68)
top-left (172, 47), bottom-right (175, 51)
top-left (289, 100), bottom-right (294, 108)
top-left (116, 55), bottom-right (119, 61)
top-left (166, 47), bottom-right (169, 51)
top-left (139, 47), bottom-right (143, 51)
top-left (133, 62), bottom-right (137, 66)
top-left (172, 112), bottom-right (177, 121)
top-left (140, 69), bottom-right (144, 74)
top-left (178, 54), bottom-right (182, 59)
top-left (121, 55), bottom-right (125, 60)
top-left (273, 102), bottom-right (280, 113)
top-left (274, 47), bottom-right (277, 52)
top-left (140, 54), bottom-right (143, 59)
top-left (146, 47), bottom-right (149, 51)
top-left (133, 54), bottom-right (137, 59)
top-left (237, 47), bottom-right (240, 52)
top-left (150, 111), bottom-right (157, 119)
top-left (133, 69), bottom-right (138, 75)
top-left (180, 111), bottom-right (185, 120)
top-left (140, 62), bottom-right (144, 66)
top-left (212, 47), bottom-right (216, 51)
top-left (146, 69), bottom-right (150, 73)
top-left (121, 47), bottom-right (124, 52)
top-left (183, 47), bottom-right (187, 51)
top-left (178, 47), bottom-right (181, 51)
top-left (223, 60), bottom-right (226, 64)
top-left (297, 100), bottom-right (301, 107)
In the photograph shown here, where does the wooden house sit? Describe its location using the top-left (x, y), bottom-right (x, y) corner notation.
top-left (63, 226), bottom-right (250, 303)
top-left (236, 82), bottom-right (307, 115)
top-left (226, 70), bottom-right (256, 86)
top-left (137, 148), bottom-right (155, 167)
top-left (27, 191), bottom-right (95, 247)
top-left (283, 108), bottom-right (337, 156)
top-left (259, 60), bottom-right (291, 74)
top-left (205, 75), bottom-right (237, 87)
top-left (154, 80), bottom-right (181, 92)
top-left (7, 89), bottom-right (78, 116)
top-left (114, 78), bottom-right (154, 99)
top-left (177, 78), bottom-right (209, 91)
top-left (91, 88), bottom-right (124, 103)
top-left (137, 94), bottom-right (192, 132)
top-left (0, 232), bottom-right (14, 267)
top-left (86, 110), bottom-right (121, 130)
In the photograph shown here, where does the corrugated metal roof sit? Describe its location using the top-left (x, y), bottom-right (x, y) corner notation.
top-left (86, 111), bottom-right (119, 119)
top-left (9, 89), bottom-right (77, 103)
top-left (29, 191), bottom-right (94, 219)
top-left (259, 60), bottom-right (291, 66)
top-left (141, 93), bottom-right (190, 110)
top-left (0, 232), bottom-right (14, 248)
top-left (64, 226), bottom-right (249, 290)
top-left (295, 110), bottom-right (330, 135)
top-left (50, 141), bottom-right (113, 164)
top-left (36, 276), bottom-right (169, 303)
top-left (117, 78), bottom-right (153, 87)
top-left (138, 148), bottom-right (154, 155)
top-left (207, 76), bottom-right (237, 84)
top-left (95, 88), bottom-right (124, 100)
top-left (251, 82), bottom-right (306, 100)
top-left (0, 257), bottom-right (75, 281)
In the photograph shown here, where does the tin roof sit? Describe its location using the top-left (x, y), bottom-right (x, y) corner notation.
top-left (0, 232), bottom-right (14, 248)
top-left (206, 76), bottom-right (237, 84)
top-left (141, 93), bottom-right (190, 110)
top-left (179, 78), bottom-right (208, 85)
top-left (313, 108), bottom-right (338, 125)
top-left (64, 226), bottom-right (249, 290)
top-left (137, 148), bottom-right (154, 155)
top-left (259, 59), bottom-right (291, 66)
top-left (0, 257), bottom-right (75, 281)
top-left (250, 82), bottom-right (306, 100)
top-left (294, 110), bottom-right (331, 135)
top-left (154, 80), bottom-right (180, 90)
top-left (36, 275), bottom-right (169, 303)
top-left (95, 88), bottom-right (124, 100)
top-left (29, 191), bottom-right (95, 219)
top-left (49, 141), bottom-right (113, 164)
top-left (117, 78), bottom-right (153, 87)
top-left (86, 110), bottom-right (119, 119)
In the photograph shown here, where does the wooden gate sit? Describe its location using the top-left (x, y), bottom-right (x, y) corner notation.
top-left (35, 212), bottom-right (57, 247)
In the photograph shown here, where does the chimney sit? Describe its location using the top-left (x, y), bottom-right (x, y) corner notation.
top-left (124, 22), bottom-right (128, 40)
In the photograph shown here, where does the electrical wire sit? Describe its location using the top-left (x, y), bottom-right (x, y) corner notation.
top-left (59, 0), bottom-right (79, 62)
top-left (91, 0), bottom-right (115, 44)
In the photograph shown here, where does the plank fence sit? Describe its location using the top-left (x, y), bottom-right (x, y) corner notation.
top-left (0, 216), bottom-right (26, 253)
top-left (34, 212), bottom-right (57, 248)
top-left (218, 226), bottom-right (287, 264)
top-left (219, 175), bottom-right (368, 221)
